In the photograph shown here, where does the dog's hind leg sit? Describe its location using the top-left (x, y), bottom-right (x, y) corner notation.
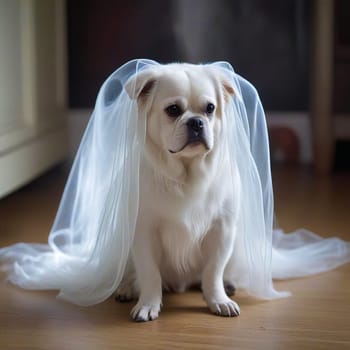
top-left (223, 281), bottom-right (236, 297)
top-left (114, 259), bottom-right (139, 303)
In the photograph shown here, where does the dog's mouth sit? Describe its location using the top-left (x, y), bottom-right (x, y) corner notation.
top-left (168, 136), bottom-right (210, 154)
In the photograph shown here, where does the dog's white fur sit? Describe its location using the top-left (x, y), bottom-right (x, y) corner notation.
top-left (117, 63), bottom-right (240, 321)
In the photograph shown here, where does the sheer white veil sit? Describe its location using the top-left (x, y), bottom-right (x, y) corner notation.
top-left (1, 59), bottom-right (349, 306)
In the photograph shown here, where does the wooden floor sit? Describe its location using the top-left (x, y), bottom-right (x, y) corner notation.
top-left (0, 165), bottom-right (349, 349)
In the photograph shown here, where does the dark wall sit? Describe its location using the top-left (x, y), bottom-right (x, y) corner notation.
top-left (67, 0), bottom-right (310, 110)
top-left (334, 0), bottom-right (350, 114)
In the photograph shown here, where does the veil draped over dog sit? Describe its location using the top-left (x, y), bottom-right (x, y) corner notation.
top-left (1, 59), bottom-right (349, 305)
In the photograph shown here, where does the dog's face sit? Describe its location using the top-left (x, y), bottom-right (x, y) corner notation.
top-left (125, 64), bottom-right (234, 160)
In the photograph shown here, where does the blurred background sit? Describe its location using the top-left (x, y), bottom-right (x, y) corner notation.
top-left (1, 3), bottom-right (349, 345)
top-left (0, 0), bottom-right (349, 199)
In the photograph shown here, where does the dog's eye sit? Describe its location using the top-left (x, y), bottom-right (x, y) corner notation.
top-left (206, 103), bottom-right (215, 115)
top-left (165, 104), bottom-right (182, 118)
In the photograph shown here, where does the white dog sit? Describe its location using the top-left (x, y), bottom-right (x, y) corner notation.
top-left (115, 63), bottom-right (240, 322)
top-left (1, 60), bottom-right (348, 322)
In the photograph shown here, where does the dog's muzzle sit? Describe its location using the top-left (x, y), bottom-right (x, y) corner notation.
top-left (169, 117), bottom-right (210, 154)
top-left (187, 117), bottom-right (204, 140)
top-left (186, 117), bottom-right (209, 147)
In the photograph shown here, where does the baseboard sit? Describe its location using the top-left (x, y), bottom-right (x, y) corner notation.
top-left (266, 112), bottom-right (312, 163)
top-left (0, 128), bottom-right (68, 198)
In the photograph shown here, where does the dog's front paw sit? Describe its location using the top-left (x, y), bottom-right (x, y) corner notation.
top-left (130, 302), bottom-right (161, 322)
top-left (207, 297), bottom-right (240, 317)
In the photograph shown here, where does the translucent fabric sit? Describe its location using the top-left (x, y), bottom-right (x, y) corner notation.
top-left (1, 59), bottom-right (349, 305)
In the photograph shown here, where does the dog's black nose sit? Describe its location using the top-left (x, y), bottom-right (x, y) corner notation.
top-left (187, 117), bottom-right (204, 136)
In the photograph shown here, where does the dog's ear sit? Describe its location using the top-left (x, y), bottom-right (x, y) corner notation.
top-left (221, 78), bottom-right (235, 97)
top-left (220, 77), bottom-right (236, 103)
top-left (208, 66), bottom-right (240, 103)
top-left (124, 69), bottom-right (157, 100)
